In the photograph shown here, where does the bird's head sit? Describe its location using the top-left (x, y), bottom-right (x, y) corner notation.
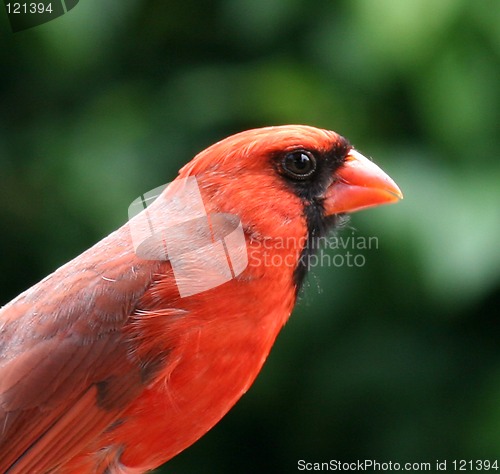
top-left (179, 125), bottom-right (402, 241)
top-left (173, 126), bottom-right (403, 289)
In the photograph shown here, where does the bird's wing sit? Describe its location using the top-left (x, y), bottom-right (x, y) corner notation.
top-left (0, 229), bottom-right (173, 473)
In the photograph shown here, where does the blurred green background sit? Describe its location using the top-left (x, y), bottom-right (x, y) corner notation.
top-left (1, 0), bottom-right (499, 472)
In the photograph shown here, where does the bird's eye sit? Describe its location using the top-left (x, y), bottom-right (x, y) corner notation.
top-left (282, 151), bottom-right (317, 180)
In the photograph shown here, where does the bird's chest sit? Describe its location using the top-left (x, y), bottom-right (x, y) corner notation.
top-left (105, 261), bottom-right (297, 469)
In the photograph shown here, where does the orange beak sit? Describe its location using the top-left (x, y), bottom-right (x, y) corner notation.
top-left (324, 149), bottom-right (403, 215)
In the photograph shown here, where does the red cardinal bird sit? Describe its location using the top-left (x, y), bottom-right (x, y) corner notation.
top-left (0, 125), bottom-right (402, 473)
